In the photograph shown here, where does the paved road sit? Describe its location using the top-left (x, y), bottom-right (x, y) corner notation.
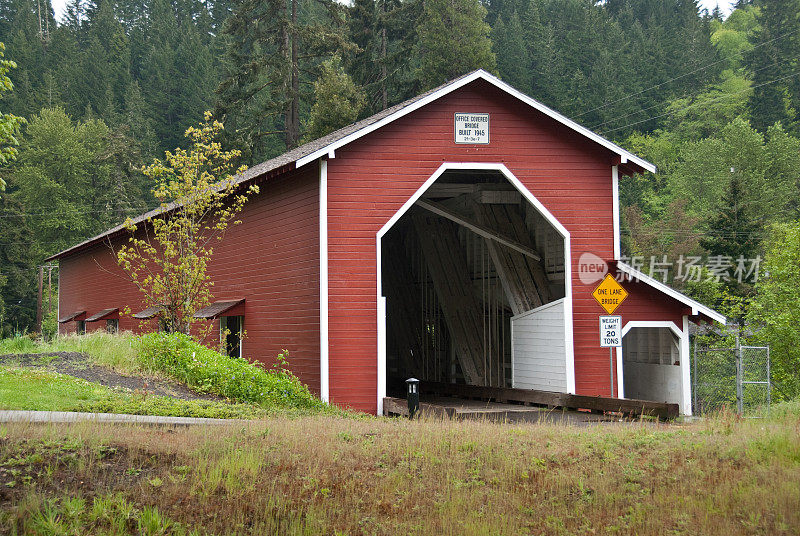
top-left (0, 410), bottom-right (256, 427)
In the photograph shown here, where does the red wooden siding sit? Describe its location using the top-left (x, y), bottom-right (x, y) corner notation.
top-left (55, 77), bottom-right (693, 414)
top-left (594, 278), bottom-right (687, 395)
top-left (57, 165), bottom-right (322, 392)
top-left (326, 78), bottom-right (687, 412)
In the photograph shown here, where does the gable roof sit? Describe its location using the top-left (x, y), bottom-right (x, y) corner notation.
top-left (46, 70), bottom-right (654, 261)
top-left (615, 261), bottom-right (726, 324)
top-left (293, 70), bottom-right (656, 173)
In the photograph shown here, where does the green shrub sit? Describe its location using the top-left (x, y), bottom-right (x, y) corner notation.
top-left (0, 335), bottom-right (38, 354)
top-left (135, 332), bottom-right (325, 410)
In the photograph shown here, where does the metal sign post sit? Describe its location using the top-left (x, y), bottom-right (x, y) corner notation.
top-left (593, 275), bottom-right (627, 398)
top-left (599, 315), bottom-right (622, 397)
top-left (610, 347), bottom-right (614, 397)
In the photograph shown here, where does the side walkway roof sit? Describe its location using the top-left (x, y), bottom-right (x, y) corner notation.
top-left (615, 261), bottom-right (726, 325)
top-left (47, 69), bottom-right (654, 262)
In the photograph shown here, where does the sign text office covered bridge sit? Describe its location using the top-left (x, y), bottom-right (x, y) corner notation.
top-left (50, 70), bottom-right (724, 415)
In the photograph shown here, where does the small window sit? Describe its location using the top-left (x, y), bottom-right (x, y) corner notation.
top-left (106, 319), bottom-right (119, 333)
top-left (76, 320), bottom-right (86, 335)
top-left (220, 316), bottom-right (243, 358)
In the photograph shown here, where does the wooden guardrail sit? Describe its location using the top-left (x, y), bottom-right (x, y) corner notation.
top-left (418, 381), bottom-right (679, 420)
top-left (382, 397), bottom-right (456, 418)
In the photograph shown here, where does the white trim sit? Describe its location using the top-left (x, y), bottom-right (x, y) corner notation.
top-left (377, 296), bottom-right (386, 415)
top-left (564, 235), bottom-right (575, 393)
top-left (376, 162), bottom-right (576, 409)
top-left (510, 318), bottom-right (516, 388)
top-left (616, 261), bottom-right (726, 324)
top-left (621, 319), bottom-right (690, 415)
top-left (297, 70), bottom-right (655, 173)
top-left (319, 159), bottom-right (330, 403)
top-left (681, 315), bottom-right (692, 416)
top-left (621, 320), bottom-right (682, 339)
top-left (611, 164), bottom-right (623, 399)
top-left (612, 165), bottom-right (620, 259)
top-left (615, 346), bottom-right (624, 398)
top-left (511, 297), bottom-right (566, 321)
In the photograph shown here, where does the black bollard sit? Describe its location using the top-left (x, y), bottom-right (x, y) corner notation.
top-left (406, 378), bottom-right (420, 419)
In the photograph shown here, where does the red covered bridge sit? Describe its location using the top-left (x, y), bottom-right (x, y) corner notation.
top-left (48, 70), bottom-right (724, 416)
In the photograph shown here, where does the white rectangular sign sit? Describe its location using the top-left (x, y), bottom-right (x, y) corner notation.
top-left (599, 316), bottom-right (622, 347)
top-left (454, 113), bottom-right (489, 144)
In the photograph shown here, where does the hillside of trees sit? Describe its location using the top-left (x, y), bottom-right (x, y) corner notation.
top-left (1, 0), bottom-right (799, 387)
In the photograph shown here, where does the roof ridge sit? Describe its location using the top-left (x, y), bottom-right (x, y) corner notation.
top-left (47, 69), bottom-right (654, 261)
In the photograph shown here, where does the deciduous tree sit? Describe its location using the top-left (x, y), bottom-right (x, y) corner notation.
top-left (0, 42), bottom-right (25, 193)
top-left (749, 221), bottom-right (800, 398)
top-left (116, 114), bottom-right (258, 334)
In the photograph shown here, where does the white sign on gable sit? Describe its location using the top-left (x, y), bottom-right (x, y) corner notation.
top-left (454, 113), bottom-right (490, 144)
top-left (599, 315), bottom-right (622, 347)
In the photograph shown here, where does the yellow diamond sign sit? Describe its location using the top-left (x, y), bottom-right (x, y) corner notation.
top-left (592, 274), bottom-right (628, 314)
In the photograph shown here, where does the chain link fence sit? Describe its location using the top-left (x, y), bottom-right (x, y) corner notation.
top-left (692, 343), bottom-right (771, 416)
top-left (740, 346), bottom-right (771, 416)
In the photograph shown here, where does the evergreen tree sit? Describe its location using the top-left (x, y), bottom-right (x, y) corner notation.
top-left (596, 0), bottom-right (721, 136)
top-left (699, 171), bottom-right (761, 262)
top-left (0, 191), bottom-right (37, 336)
top-left (347, 0), bottom-right (378, 105)
top-left (123, 81), bottom-right (158, 160)
top-left (77, 0), bottom-right (131, 123)
top-left (413, 0), bottom-right (495, 89)
top-left (743, 0), bottom-right (800, 132)
top-left (217, 0), bottom-right (351, 158)
top-left (374, 0), bottom-right (422, 107)
top-left (492, 11), bottom-right (528, 92)
top-left (304, 56), bottom-right (366, 141)
top-left (3, 0), bottom-right (56, 117)
top-left (522, 0), bottom-right (557, 102)
top-left (62, 0), bottom-right (85, 32)
top-left (139, 0), bottom-right (215, 152)
top-left (345, 0), bottom-right (410, 112)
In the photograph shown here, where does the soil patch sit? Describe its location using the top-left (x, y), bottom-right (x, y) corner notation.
top-left (0, 436), bottom-right (172, 509)
top-left (0, 352), bottom-right (223, 402)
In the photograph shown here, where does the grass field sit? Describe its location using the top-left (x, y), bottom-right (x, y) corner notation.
top-left (0, 333), bottom-right (140, 372)
top-left (0, 332), bottom-right (333, 415)
top-left (0, 367), bottom-right (278, 419)
top-left (1, 333), bottom-right (798, 534)
top-left (1, 407), bottom-right (799, 535)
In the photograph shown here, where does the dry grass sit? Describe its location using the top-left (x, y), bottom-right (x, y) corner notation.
top-left (1, 408), bottom-right (799, 535)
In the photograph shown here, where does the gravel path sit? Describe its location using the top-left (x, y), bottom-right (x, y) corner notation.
top-left (0, 352), bottom-right (222, 402)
